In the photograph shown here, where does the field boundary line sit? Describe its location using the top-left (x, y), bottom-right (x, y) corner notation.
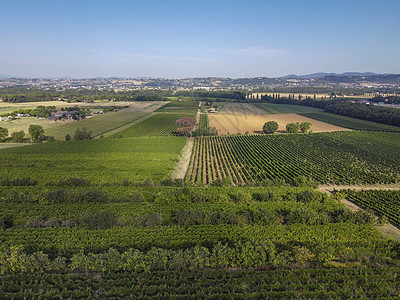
top-left (318, 184), bottom-right (400, 241)
top-left (98, 112), bottom-right (154, 138)
top-left (171, 137), bottom-right (194, 179)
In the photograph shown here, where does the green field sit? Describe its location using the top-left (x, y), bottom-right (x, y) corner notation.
top-left (113, 112), bottom-right (196, 137)
top-left (253, 103), bottom-right (323, 114)
top-left (186, 132), bottom-right (400, 185)
top-left (155, 100), bottom-right (199, 113)
top-left (300, 112), bottom-right (400, 132)
top-left (0, 136), bottom-right (186, 184)
top-left (2, 99), bottom-right (400, 298)
top-left (1, 184), bottom-right (399, 298)
top-left (0, 143), bottom-right (30, 149)
top-left (45, 111), bottom-right (149, 139)
top-left (342, 190), bottom-right (400, 225)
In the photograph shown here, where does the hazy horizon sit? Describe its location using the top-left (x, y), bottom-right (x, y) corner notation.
top-left (1, 0), bottom-right (399, 78)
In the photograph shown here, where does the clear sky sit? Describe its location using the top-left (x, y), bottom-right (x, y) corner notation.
top-left (1, 0), bottom-right (399, 78)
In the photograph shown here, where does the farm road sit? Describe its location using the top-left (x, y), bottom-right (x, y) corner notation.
top-left (318, 184), bottom-right (400, 241)
top-left (171, 138), bottom-right (194, 179)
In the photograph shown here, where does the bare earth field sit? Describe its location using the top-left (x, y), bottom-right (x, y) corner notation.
top-left (209, 113), bottom-right (351, 134)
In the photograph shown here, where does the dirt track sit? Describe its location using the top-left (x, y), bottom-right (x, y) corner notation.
top-left (318, 184), bottom-right (400, 241)
top-left (171, 138), bottom-right (194, 179)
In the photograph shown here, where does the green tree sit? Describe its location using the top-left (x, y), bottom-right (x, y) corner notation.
top-left (286, 122), bottom-right (300, 133)
top-left (74, 127), bottom-right (92, 140)
top-left (28, 125), bottom-right (44, 143)
top-left (65, 134), bottom-right (71, 141)
top-left (0, 127), bottom-right (8, 141)
top-left (300, 122), bottom-right (312, 133)
top-left (11, 131), bottom-right (25, 143)
top-left (263, 121), bottom-right (279, 134)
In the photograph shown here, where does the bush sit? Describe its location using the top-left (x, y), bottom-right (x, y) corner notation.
top-left (80, 211), bottom-right (118, 229)
top-left (0, 215), bottom-right (14, 230)
top-left (263, 121), bottom-right (279, 134)
top-left (1, 177), bottom-right (38, 186)
top-left (74, 127), bottom-right (92, 140)
top-left (252, 191), bottom-right (275, 201)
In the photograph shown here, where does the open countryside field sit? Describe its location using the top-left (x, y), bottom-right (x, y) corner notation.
top-left (209, 113), bottom-right (349, 134)
top-left (0, 136), bottom-right (186, 184)
top-left (0, 101), bottom-right (163, 140)
top-left (253, 103), bottom-right (323, 114)
top-left (216, 102), bottom-right (267, 114)
top-left (186, 132), bottom-right (400, 185)
top-left (113, 112), bottom-right (196, 137)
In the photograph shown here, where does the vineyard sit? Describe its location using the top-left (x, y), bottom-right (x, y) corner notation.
top-left (198, 113), bottom-right (209, 131)
top-left (155, 100), bottom-right (199, 113)
top-left (186, 132), bottom-right (400, 185)
top-left (2, 100), bottom-right (400, 297)
top-left (112, 113), bottom-right (196, 137)
top-left (0, 136), bottom-right (186, 184)
top-left (342, 190), bottom-right (400, 225)
top-left (300, 112), bottom-right (400, 133)
top-left (1, 184), bottom-right (400, 298)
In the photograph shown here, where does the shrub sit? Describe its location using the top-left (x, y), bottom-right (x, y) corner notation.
top-left (1, 177), bottom-right (38, 186)
top-left (263, 121), bottom-right (279, 134)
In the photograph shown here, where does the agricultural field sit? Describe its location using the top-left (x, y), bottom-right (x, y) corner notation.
top-left (186, 132), bottom-right (400, 185)
top-left (342, 190), bottom-right (400, 225)
top-left (1, 184), bottom-right (400, 298)
top-left (2, 99), bottom-right (400, 298)
top-left (0, 136), bottom-right (186, 184)
top-left (216, 102), bottom-right (267, 115)
top-left (209, 113), bottom-right (349, 135)
top-left (0, 143), bottom-right (29, 149)
top-left (112, 112), bottom-right (196, 137)
top-left (155, 99), bottom-right (199, 113)
top-left (0, 101), bottom-right (163, 140)
top-left (253, 103), bottom-right (323, 114)
top-left (300, 112), bottom-right (400, 133)
top-left (198, 113), bottom-right (209, 131)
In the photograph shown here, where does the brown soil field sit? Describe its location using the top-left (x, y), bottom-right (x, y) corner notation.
top-left (209, 113), bottom-right (351, 135)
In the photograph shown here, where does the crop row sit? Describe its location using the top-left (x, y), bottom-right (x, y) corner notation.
top-left (343, 190), bottom-right (400, 225)
top-left (1, 268), bottom-right (400, 299)
top-left (186, 132), bottom-right (400, 185)
top-left (0, 223), bottom-right (388, 257)
top-left (199, 113), bottom-right (209, 131)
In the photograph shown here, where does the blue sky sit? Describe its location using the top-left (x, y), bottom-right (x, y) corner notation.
top-left (1, 0), bottom-right (399, 78)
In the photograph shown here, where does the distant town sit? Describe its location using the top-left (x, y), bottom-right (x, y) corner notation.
top-left (1, 73), bottom-right (399, 92)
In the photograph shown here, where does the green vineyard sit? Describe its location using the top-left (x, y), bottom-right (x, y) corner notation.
top-left (186, 132), bottom-right (400, 185)
top-left (343, 190), bottom-right (400, 225)
top-left (112, 113), bottom-right (196, 137)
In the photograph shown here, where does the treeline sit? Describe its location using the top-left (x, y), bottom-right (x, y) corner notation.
top-left (369, 95), bottom-right (400, 105)
top-left (0, 88), bottom-right (173, 103)
top-left (261, 95), bottom-right (400, 127)
top-left (175, 90), bottom-right (246, 100)
top-left (0, 88), bottom-right (247, 103)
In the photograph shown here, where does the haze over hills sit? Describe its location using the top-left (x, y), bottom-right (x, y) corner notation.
top-left (1, 73), bottom-right (399, 91)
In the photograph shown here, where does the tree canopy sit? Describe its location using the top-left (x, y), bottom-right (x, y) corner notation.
top-left (286, 123), bottom-right (300, 134)
top-left (28, 125), bottom-right (44, 143)
top-left (263, 121), bottom-right (279, 134)
top-left (300, 122), bottom-right (312, 133)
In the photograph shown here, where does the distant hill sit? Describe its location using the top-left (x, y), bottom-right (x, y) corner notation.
top-left (298, 72), bottom-right (379, 79)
